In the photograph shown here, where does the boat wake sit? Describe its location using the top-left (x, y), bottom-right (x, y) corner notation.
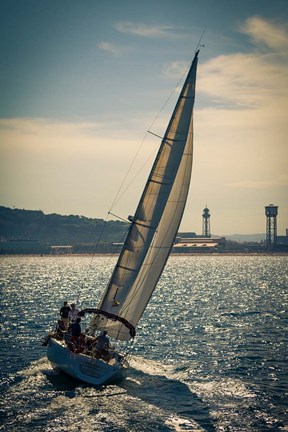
top-left (1, 355), bottom-right (216, 431)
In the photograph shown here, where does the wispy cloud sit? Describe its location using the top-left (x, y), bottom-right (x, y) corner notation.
top-left (114, 21), bottom-right (178, 38)
top-left (196, 18), bottom-right (288, 111)
top-left (240, 16), bottom-right (288, 51)
top-left (162, 61), bottom-right (188, 79)
top-left (160, 18), bottom-right (288, 112)
top-left (198, 52), bottom-right (288, 109)
top-left (97, 41), bottom-right (125, 56)
top-left (0, 118), bottom-right (103, 138)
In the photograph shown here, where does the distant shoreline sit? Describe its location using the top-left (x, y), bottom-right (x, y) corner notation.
top-left (1, 252), bottom-right (287, 257)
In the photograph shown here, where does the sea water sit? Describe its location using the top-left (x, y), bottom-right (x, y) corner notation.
top-left (0, 255), bottom-right (287, 431)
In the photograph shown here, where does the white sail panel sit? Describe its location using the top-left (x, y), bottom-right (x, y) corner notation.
top-left (96, 51), bottom-right (199, 340)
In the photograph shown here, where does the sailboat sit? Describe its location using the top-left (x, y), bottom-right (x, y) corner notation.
top-left (46, 49), bottom-right (199, 385)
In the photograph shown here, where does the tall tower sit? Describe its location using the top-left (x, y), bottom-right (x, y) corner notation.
top-left (265, 204), bottom-right (278, 245)
top-left (202, 207), bottom-right (211, 237)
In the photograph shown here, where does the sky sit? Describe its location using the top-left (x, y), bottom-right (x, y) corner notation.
top-left (1, 0), bottom-right (288, 236)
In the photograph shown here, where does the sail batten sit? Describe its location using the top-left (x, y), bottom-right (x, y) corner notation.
top-left (134, 221), bottom-right (155, 229)
top-left (117, 264), bottom-right (137, 272)
top-left (96, 50), bottom-right (199, 340)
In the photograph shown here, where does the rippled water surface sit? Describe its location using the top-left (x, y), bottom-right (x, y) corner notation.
top-left (0, 255), bottom-right (287, 431)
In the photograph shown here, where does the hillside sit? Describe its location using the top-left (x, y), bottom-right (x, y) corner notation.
top-left (0, 206), bottom-right (128, 253)
top-left (224, 233), bottom-right (266, 243)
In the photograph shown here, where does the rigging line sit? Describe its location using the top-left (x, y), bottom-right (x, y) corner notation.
top-left (109, 145), bottom-right (158, 211)
top-left (108, 132), bottom-right (149, 214)
top-left (76, 212), bottom-right (111, 305)
top-left (108, 211), bottom-right (131, 224)
top-left (147, 71), bottom-right (189, 135)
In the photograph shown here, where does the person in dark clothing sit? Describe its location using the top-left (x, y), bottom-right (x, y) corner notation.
top-left (96, 330), bottom-right (109, 350)
top-left (60, 301), bottom-right (71, 330)
top-left (69, 318), bottom-right (82, 352)
top-left (55, 319), bottom-right (65, 339)
top-left (70, 317), bottom-right (81, 337)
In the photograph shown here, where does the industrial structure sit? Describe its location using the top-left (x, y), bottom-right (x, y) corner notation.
top-left (202, 207), bottom-right (211, 237)
top-left (265, 204), bottom-right (278, 245)
top-left (172, 206), bottom-right (225, 252)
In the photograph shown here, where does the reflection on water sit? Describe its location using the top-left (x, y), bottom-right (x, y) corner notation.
top-left (0, 255), bottom-right (287, 431)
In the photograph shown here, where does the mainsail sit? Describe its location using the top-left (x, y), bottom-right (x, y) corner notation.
top-left (94, 50), bottom-right (199, 340)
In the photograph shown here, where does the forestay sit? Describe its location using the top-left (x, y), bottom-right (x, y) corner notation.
top-left (93, 50), bottom-right (199, 340)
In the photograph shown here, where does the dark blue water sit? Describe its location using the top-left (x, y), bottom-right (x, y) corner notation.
top-left (0, 255), bottom-right (287, 431)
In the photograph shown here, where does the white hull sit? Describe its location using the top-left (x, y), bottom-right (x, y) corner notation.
top-left (47, 338), bottom-right (125, 386)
